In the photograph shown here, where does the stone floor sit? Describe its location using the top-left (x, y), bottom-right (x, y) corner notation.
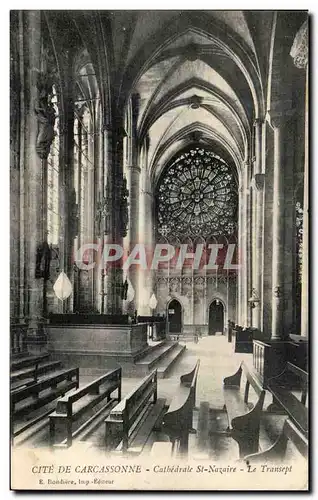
top-left (15, 336), bottom-right (286, 460)
top-left (119, 335), bottom-right (253, 406)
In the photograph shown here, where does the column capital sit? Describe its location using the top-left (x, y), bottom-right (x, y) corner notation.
top-left (266, 108), bottom-right (294, 130)
top-left (250, 173), bottom-right (265, 192)
top-left (102, 122), bottom-right (112, 133)
top-left (290, 19), bottom-right (308, 69)
top-left (273, 286), bottom-right (283, 299)
top-left (126, 164), bottom-right (141, 173)
top-left (243, 159), bottom-right (251, 168)
top-left (145, 134), bottom-right (150, 151)
top-left (253, 118), bottom-right (262, 127)
top-left (141, 189), bottom-right (153, 198)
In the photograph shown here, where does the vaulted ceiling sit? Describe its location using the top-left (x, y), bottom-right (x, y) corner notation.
top-left (46, 10), bottom-right (307, 182)
top-left (115, 10), bottom-right (268, 180)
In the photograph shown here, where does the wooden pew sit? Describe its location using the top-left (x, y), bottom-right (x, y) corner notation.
top-left (11, 360), bottom-right (62, 391)
top-left (244, 418), bottom-right (308, 462)
top-left (267, 363), bottom-right (308, 438)
top-left (288, 335), bottom-right (308, 371)
top-left (11, 367), bottom-right (79, 444)
top-left (285, 362), bottom-right (308, 405)
top-left (49, 368), bottom-right (121, 448)
top-left (161, 360), bottom-right (200, 457)
top-left (11, 353), bottom-right (50, 372)
top-left (222, 362), bottom-right (266, 458)
top-left (105, 369), bottom-right (166, 455)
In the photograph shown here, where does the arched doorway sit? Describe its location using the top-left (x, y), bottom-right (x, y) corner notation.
top-left (168, 299), bottom-right (182, 334)
top-left (209, 300), bottom-right (224, 335)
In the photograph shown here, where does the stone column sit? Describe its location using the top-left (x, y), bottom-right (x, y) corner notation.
top-left (138, 136), bottom-right (154, 315)
top-left (237, 185), bottom-right (244, 325)
top-left (238, 160), bottom-right (250, 327)
top-left (290, 20), bottom-right (308, 337)
top-left (104, 124), bottom-right (127, 314)
top-left (87, 118), bottom-right (95, 308)
top-left (24, 11), bottom-right (46, 347)
top-left (126, 94), bottom-right (141, 311)
top-left (251, 119), bottom-right (265, 329)
top-left (93, 113), bottom-right (102, 312)
top-left (61, 66), bottom-right (75, 314)
top-left (267, 114), bottom-right (285, 340)
top-left (103, 127), bottom-right (115, 314)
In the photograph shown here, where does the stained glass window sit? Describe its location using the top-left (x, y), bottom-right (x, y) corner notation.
top-left (156, 147), bottom-right (238, 240)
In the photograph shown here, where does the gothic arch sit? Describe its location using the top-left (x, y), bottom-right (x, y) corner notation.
top-left (118, 17), bottom-right (264, 119)
top-left (150, 123), bottom-right (242, 186)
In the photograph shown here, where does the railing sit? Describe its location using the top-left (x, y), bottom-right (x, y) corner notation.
top-left (253, 340), bottom-right (266, 380)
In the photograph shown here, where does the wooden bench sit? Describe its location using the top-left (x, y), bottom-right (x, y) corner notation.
top-left (11, 367), bottom-right (79, 444)
top-left (270, 361), bottom-right (308, 405)
top-left (10, 353), bottom-right (50, 372)
top-left (105, 369), bottom-right (166, 455)
top-left (221, 362), bottom-right (266, 458)
top-left (267, 363), bottom-right (308, 439)
top-left (49, 368), bottom-right (121, 448)
top-left (287, 362), bottom-right (308, 406)
top-left (287, 335), bottom-right (308, 371)
top-left (161, 360), bottom-right (200, 457)
top-left (11, 360), bottom-right (62, 391)
top-left (244, 418), bottom-right (308, 463)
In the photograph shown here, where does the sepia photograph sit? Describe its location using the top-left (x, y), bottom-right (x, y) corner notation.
top-left (9, 9), bottom-right (309, 491)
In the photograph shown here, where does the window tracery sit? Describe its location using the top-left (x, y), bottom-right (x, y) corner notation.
top-left (156, 146), bottom-right (238, 240)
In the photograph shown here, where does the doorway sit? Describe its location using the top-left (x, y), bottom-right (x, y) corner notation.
top-left (168, 299), bottom-right (182, 334)
top-left (209, 300), bottom-right (224, 335)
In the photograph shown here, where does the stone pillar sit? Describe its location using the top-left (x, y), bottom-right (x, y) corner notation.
top-left (126, 94), bottom-right (141, 311)
top-left (237, 185), bottom-right (243, 325)
top-left (138, 136), bottom-right (154, 315)
top-left (61, 66), bottom-right (75, 314)
top-left (94, 121), bottom-right (110, 314)
top-left (126, 164), bottom-right (141, 307)
top-left (93, 113), bottom-right (102, 313)
top-left (104, 124), bottom-right (127, 314)
top-left (290, 20), bottom-right (308, 337)
top-left (238, 160), bottom-right (250, 327)
top-left (87, 118), bottom-right (95, 308)
top-left (24, 11), bottom-right (46, 347)
top-left (268, 115), bottom-right (285, 340)
top-left (251, 119), bottom-right (265, 329)
top-left (103, 127), bottom-right (115, 314)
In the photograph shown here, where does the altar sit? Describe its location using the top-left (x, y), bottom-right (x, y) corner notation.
top-left (46, 314), bottom-right (149, 376)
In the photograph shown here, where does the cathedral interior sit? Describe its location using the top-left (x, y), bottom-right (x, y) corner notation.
top-left (10, 10), bottom-right (309, 474)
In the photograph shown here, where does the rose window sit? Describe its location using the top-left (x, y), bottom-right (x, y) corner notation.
top-left (156, 147), bottom-right (238, 240)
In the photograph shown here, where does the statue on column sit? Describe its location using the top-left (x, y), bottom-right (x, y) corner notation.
top-left (119, 177), bottom-right (129, 237)
top-left (95, 184), bottom-right (111, 236)
top-left (35, 74), bottom-right (56, 160)
top-left (35, 240), bottom-right (51, 280)
top-left (70, 188), bottom-right (79, 241)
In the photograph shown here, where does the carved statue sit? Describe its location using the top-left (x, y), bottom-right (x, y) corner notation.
top-left (121, 278), bottom-right (129, 300)
top-left (95, 185), bottom-right (111, 236)
top-left (35, 74), bottom-right (56, 160)
top-left (119, 177), bottom-right (129, 237)
top-left (70, 188), bottom-right (79, 240)
top-left (35, 241), bottom-right (51, 280)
